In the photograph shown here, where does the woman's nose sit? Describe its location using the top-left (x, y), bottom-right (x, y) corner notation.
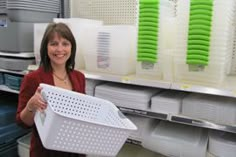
top-left (56, 44), bottom-right (63, 51)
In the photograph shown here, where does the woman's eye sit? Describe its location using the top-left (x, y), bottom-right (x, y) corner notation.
top-left (62, 42), bottom-right (70, 47)
top-left (49, 42), bottom-right (58, 46)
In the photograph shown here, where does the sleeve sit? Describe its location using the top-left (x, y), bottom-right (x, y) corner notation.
top-left (72, 70), bottom-right (86, 94)
top-left (16, 73), bottom-right (39, 128)
top-left (81, 73), bottom-right (86, 94)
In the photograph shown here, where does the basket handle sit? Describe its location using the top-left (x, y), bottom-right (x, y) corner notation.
top-left (39, 90), bottom-right (48, 126)
top-left (41, 90), bottom-right (48, 102)
top-left (118, 110), bottom-right (127, 119)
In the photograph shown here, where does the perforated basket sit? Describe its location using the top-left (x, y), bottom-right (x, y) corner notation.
top-left (34, 83), bottom-right (137, 156)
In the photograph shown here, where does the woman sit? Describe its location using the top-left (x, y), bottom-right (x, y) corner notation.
top-left (16, 22), bottom-right (86, 157)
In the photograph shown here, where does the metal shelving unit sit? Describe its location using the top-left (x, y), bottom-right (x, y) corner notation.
top-left (0, 85), bottom-right (19, 94)
top-left (119, 107), bottom-right (236, 134)
top-left (0, 51), bottom-right (34, 58)
top-left (2, 68), bottom-right (236, 133)
top-left (171, 82), bottom-right (236, 98)
top-left (0, 69), bottom-right (26, 75)
top-left (0, 51), bottom-right (32, 93)
top-left (83, 70), bottom-right (236, 134)
top-left (83, 70), bottom-right (171, 89)
top-left (83, 70), bottom-right (236, 98)
top-left (0, 69), bottom-right (25, 93)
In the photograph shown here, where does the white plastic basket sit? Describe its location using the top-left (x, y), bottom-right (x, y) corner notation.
top-left (34, 83), bottom-right (137, 156)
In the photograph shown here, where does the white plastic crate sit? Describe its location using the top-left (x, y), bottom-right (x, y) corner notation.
top-left (142, 121), bottom-right (208, 157)
top-left (17, 133), bottom-right (31, 157)
top-left (82, 25), bottom-right (137, 75)
top-left (208, 130), bottom-right (236, 157)
top-left (34, 83), bottom-right (137, 156)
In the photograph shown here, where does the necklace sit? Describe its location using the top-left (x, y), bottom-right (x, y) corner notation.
top-left (53, 72), bottom-right (68, 84)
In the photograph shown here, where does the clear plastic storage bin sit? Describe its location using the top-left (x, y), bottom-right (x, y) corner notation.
top-left (208, 130), bottom-right (236, 157)
top-left (17, 133), bottom-right (31, 157)
top-left (142, 121), bottom-right (208, 157)
top-left (82, 25), bottom-right (137, 75)
top-left (35, 83), bottom-right (137, 156)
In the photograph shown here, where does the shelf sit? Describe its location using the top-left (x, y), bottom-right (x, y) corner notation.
top-left (118, 107), bottom-right (236, 134)
top-left (0, 51), bottom-right (34, 58)
top-left (171, 82), bottom-right (236, 98)
top-left (82, 70), bottom-right (236, 98)
top-left (0, 69), bottom-right (27, 75)
top-left (1, 68), bottom-right (235, 133)
top-left (118, 107), bottom-right (168, 120)
top-left (171, 115), bottom-right (236, 134)
top-left (0, 85), bottom-right (19, 94)
top-left (82, 70), bottom-right (171, 89)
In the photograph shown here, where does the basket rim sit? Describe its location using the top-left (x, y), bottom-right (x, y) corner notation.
top-left (39, 83), bottom-right (137, 131)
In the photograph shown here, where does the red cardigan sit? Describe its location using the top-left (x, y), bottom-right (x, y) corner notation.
top-left (16, 67), bottom-right (86, 157)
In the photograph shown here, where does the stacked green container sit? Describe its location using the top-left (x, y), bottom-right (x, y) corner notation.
top-left (137, 0), bottom-right (159, 63)
top-left (187, 0), bottom-right (213, 66)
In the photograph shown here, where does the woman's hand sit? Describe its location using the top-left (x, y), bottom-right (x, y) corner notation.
top-left (27, 86), bottom-right (47, 112)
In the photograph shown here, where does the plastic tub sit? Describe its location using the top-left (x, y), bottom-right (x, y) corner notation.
top-left (4, 74), bottom-right (23, 90)
top-left (173, 55), bottom-right (227, 86)
top-left (208, 130), bottom-right (236, 157)
top-left (151, 90), bottom-right (188, 114)
top-left (17, 133), bottom-right (31, 157)
top-left (142, 121), bottom-right (208, 157)
top-left (7, 9), bottom-right (58, 22)
top-left (0, 57), bottom-right (35, 71)
top-left (182, 93), bottom-right (236, 126)
top-left (34, 83), bottom-right (137, 156)
top-left (82, 25), bottom-right (137, 75)
top-left (0, 19), bottom-right (34, 52)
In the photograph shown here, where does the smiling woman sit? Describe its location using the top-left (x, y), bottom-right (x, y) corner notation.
top-left (16, 22), bottom-right (86, 157)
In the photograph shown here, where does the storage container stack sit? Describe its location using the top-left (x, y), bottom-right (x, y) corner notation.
top-left (142, 121), bottom-right (208, 157)
top-left (136, 0), bottom-right (176, 80)
top-left (0, 0), bottom-right (61, 53)
top-left (208, 130), bottom-right (236, 157)
top-left (151, 90), bottom-right (188, 115)
top-left (95, 82), bottom-right (160, 110)
top-left (182, 93), bottom-right (236, 126)
top-left (0, 0), bottom-right (6, 14)
top-left (0, 95), bottom-right (29, 156)
top-left (82, 25), bottom-right (137, 75)
top-left (0, 0), bottom-right (63, 90)
top-left (174, 0), bottom-right (236, 86)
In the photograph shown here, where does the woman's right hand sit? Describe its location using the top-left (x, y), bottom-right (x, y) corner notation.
top-left (26, 86), bottom-right (47, 112)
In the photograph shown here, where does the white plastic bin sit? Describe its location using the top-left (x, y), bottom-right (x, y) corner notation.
top-left (151, 90), bottom-right (188, 114)
top-left (208, 130), bottom-right (236, 157)
top-left (182, 93), bottom-right (236, 126)
top-left (34, 83), bottom-right (137, 156)
top-left (142, 121), bottom-right (208, 157)
top-left (82, 25), bottom-right (137, 75)
top-left (125, 115), bottom-right (157, 143)
top-left (17, 133), bottom-right (31, 157)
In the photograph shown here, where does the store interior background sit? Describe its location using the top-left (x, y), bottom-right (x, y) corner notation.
top-left (0, 0), bottom-right (236, 157)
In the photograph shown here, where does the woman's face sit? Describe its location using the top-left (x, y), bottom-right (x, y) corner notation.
top-left (47, 33), bottom-right (71, 68)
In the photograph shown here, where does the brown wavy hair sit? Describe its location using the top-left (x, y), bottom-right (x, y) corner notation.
top-left (40, 22), bottom-right (76, 72)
